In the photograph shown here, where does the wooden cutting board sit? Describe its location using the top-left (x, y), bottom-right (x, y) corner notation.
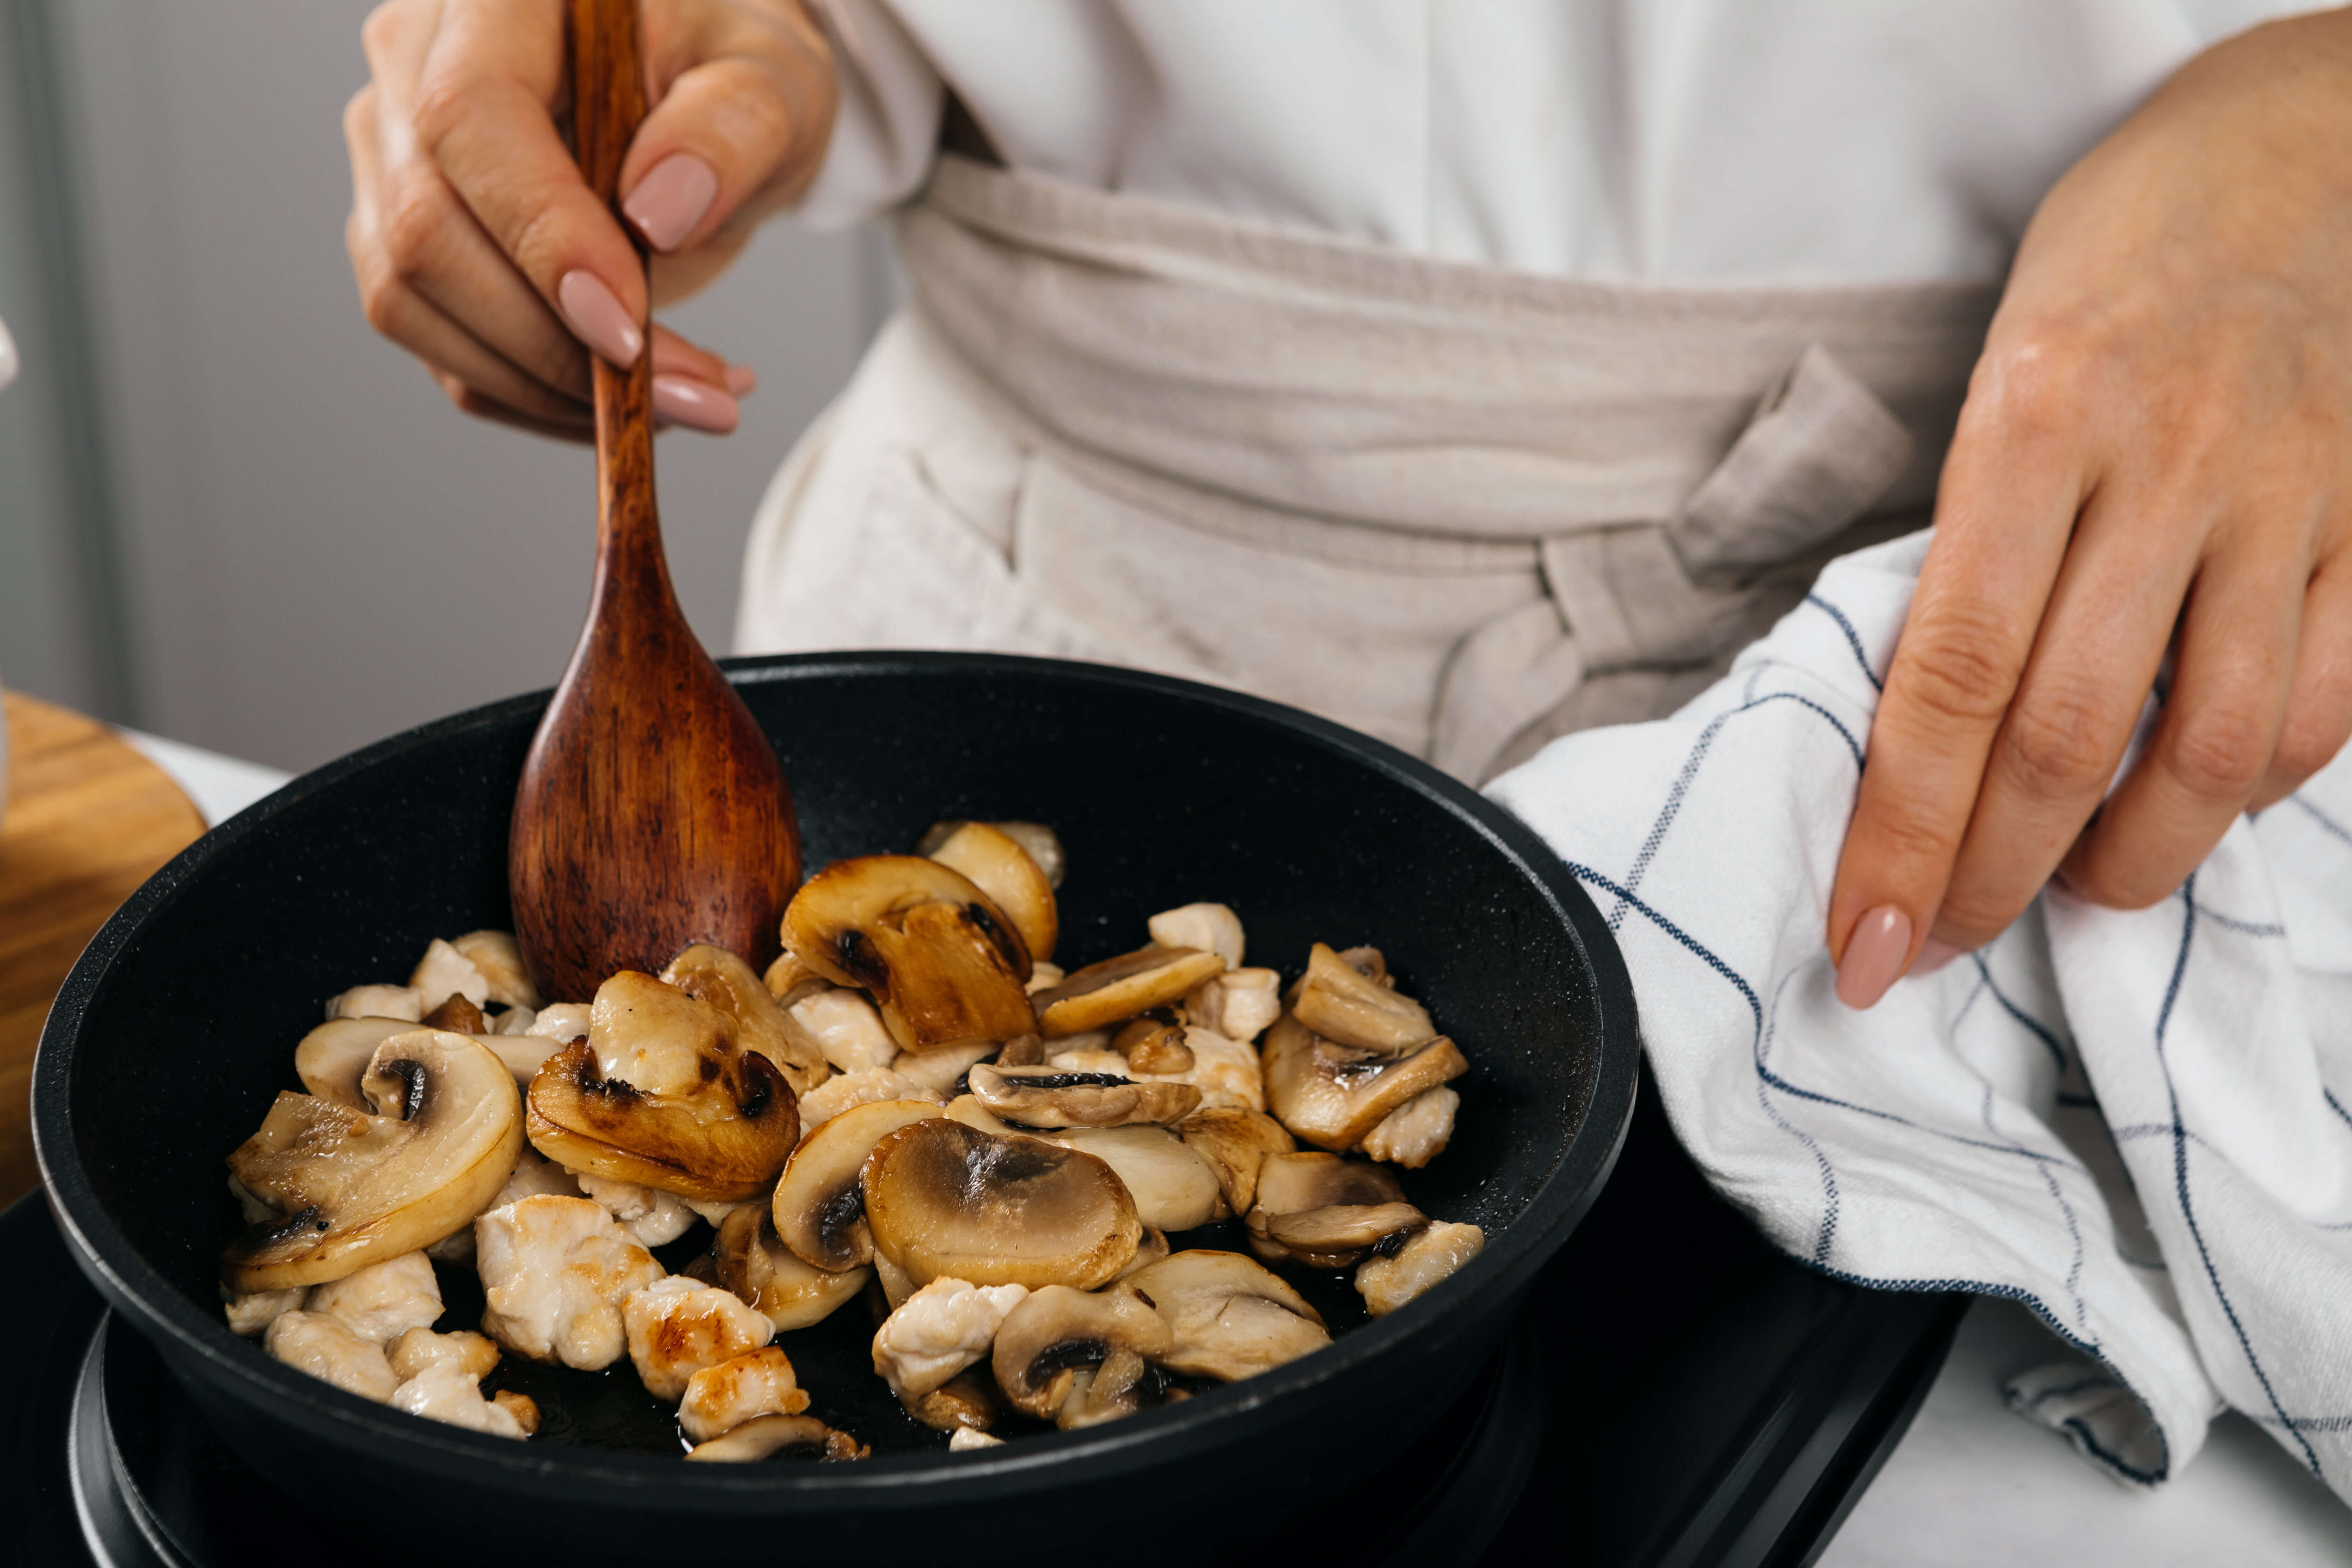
top-left (0, 694), bottom-right (205, 1206)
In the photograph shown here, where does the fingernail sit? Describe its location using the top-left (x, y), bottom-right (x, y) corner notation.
top-left (623, 154), bottom-right (718, 252)
top-left (653, 373), bottom-right (739, 434)
top-left (557, 270), bottom-right (643, 368)
top-left (1913, 937), bottom-right (1965, 976)
top-left (724, 363), bottom-right (758, 397)
top-left (1835, 905), bottom-right (1913, 1010)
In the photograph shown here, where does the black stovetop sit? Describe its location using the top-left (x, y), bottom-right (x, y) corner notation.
top-left (2, 1073), bottom-right (1963, 1568)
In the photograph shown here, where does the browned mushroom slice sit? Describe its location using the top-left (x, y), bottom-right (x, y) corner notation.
top-left (421, 994), bottom-right (487, 1032)
top-left (525, 974), bottom-right (798, 1202)
top-left (769, 1099), bottom-right (944, 1272)
top-left (1176, 1107), bottom-right (1296, 1215)
top-left (660, 943), bottom-right (831, 1097)
top-left (224, 1031), bottom-right (523, 1293)
top-left (713, 1203), bottom-right (870, 1330)
top-left (903, 1369), bottom-right (1000, 1433)
top-left (1111, 1011), bottom-right (1194, 1074)
top-left (1032, 946), bottom-right (1229, 1038)
top-left (924, 821), bottom-right (1059, 965)
top-left (990, 1283), bottom-right (1171, 1426)
top-left (297, 1017), bottom-right (558, 1107)
top-left (966, 1063), bottom-right (1201, 1129)
top-left (1043, 1125), bottom-right (1223, 1232)
top-left (684, 1413), bottom-right (869, 1463)
top-left (1126, 1250), bottom-right (1330, 1380)
top-left (1245, 1151), bottom-right (1426, 1267)
top-left (1115, 1225), bottom-right (1172, 1279)
top-left (1261, 1013), bottom-right (1468, 1152)
top-left (762, 948), bottom-right (828, 1004)
top-left (863, 1119), bottom-right (1141, 1291)
top-left (1290, 943), bottom-right (1436, 1056)
top-left (1356, 1220), bottom-right (1485, 1316)
top-left (780, 856), bottom-right (1036, 1052)
top-left (917, 820), bottom-right (1066, 891)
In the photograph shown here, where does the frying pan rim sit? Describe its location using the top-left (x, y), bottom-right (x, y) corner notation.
top-left (33, 650), bottom-right (1638, 1505)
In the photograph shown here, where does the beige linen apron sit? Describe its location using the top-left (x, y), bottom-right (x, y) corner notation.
top-left (737, 156), bottom-right (2000, 782)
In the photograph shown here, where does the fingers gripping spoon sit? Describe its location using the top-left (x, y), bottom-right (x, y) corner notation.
top-left (508, 0), bottom-right (800, 1002)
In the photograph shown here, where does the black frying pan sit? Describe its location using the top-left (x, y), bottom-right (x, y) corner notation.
top-left (33, 653), bottom-right (1637, 1566)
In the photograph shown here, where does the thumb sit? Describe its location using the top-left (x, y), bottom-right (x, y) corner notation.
top-left (620, 2), bottom-right (836, 254)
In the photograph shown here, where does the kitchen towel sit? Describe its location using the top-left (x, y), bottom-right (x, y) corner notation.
top-left (1488, 529), bottom-right (2352, 1499)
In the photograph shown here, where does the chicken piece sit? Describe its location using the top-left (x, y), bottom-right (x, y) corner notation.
top-left (493, 1006), bottom-right (539, 1036)
top-left (430, 1145), bottom-right (586, 1264)
top-left (265, 1311), bottom-right (398, 1401)
top-left (796, 1068), bottom-right (943, 1133)
top-left (575, 1171), bottom-right (700, 1247)
top-left (678, 1346), bottom-right (812, 1442)
top-left (390, 1362), bottom-right (530, 1438)
top-left (1358, 1087), bottom-right (1460, 1169)
top-left (224, 1287), bottom-right (304, 1337)
top-left (888, 1041), bottom-right (997, 1098)
top-left (1184, 968), bottom-right (1282, 1045)
top-left (324, 984), bottom-right (423, 1023)
top-left (686, 1197), bottom-right (748, 1227)
top-left (410, 938), bottom-right (490, 1011)
top-left (788, 988), bottom-right (899, 1075)
top-left (871, 1278), bottom-right (1031, 1401)
top-left (476, 1195), bottom-right (665, 1370)
top-left (623, 1277), bottom-right (776, 1401)
top-left (948, 1427), bottom-right (1005, 1451)
top-left (1356, 1220), bottom-right (1484, 1316)
top-left (449, 930), bottom-right (539, 1010)
top-left (303, 1251), bottom-right (443, 1344)
top-left (1147, 902), bottom-right (1245, 969)
top-left (1043, 1045), bottom-right (1127, 1076)
top-left (526, 1002), bottom-right (594, 1041)
top-left (387, 1325), bottom-right (500, 1382)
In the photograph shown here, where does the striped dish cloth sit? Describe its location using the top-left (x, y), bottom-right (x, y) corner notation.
top-left (1488, 529), bottom-right (2352, 1499)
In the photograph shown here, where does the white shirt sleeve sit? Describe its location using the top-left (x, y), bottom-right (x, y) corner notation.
top-left (792, 0), bottom-right (946, 231)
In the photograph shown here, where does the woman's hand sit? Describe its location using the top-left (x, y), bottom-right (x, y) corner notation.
top-left (1829, 13), bottom-right (2352, 1008)
top-left (345, 0), bottom-right (835, 439)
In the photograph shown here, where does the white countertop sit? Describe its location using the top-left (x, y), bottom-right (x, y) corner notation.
top-left (118, 730), bottom-right (2352, 1566)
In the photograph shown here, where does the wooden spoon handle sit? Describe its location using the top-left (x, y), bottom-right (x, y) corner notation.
top-left (570, 0), bottom-right (654, 560)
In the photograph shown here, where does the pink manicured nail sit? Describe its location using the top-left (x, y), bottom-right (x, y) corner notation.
top-left (653, 374), bottom-right (740, 434)
top-left (623, 154), bottom-right (718, 252)
top-left (557, 270), bottom-right (643, 368)
top-left (1835, 905), bottom-right (1913, 1010)
top-left (1913, 937), bottom-right (1965, 976)
top-left (724, 363), bottom-right (758, 397)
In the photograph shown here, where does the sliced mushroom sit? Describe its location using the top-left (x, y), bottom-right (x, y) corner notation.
top-left (1032, 946), bottom-right (1228, 1038)
top-left (786, 986), bottom-right (900, 1075)
top-left (942, 1094), bottom-right (1017, 1137)
top-left (863, 1119), bottom-right (1140, 1291)
top-left (224, 1030), bottom-right (523, 1292)
top-left (966, 1063), bottom-right (1201, 1129)
top-left (780, 856), bottom-right (1035, 1053)
top-left (1261, 1013), bottom-right (1467, 1152)
top-left (1183, 967), bottom-right (1282, 1044)
top-left (925, 820), bottom-right (1058, 965)
top-left (1041, 1125), bottom-right (1223, 1233)
top-left (1289, 943), bottom-right (1435, 1056)
top-left (1175, 1107), bottom-right (1296, 1215)
top-left (797, 1068), bottom-right (944, 1132)
top-left (296, 1016), bottom-right (558, 1106)
top-left (904, 1369), bottom-right (1000, 1433)
top-left (660, 942), bottom-right (830, 1097)
top-left (684, 1413), bottom-right (868, 1463)
top-left (1356, 1221), bottom-right (1485, 1316)
top-left (870, 1276), bottom-right (1032, 1400)
top-left (770, 1099), bottom-right (944, 1272)
top-left (889, 1040), bottom-right (997, 1098)
top-left (1245, 1152), bottom-right (1425, 1268)
top-left (525, 973), bottom-right (798, 1203)
top-left (997, 1030), bottom-right (1048, 1065)
top-left (1125, 1250), bottom-right (1330, 1380)
top-left (1112, 1011), bottom-right (1194, 1074)
top-left (917, 820), bottom-right (1065, 890)
top-left (762, 948), bottom-right (828, 1004)
top-left (1358, 1085), bottom-right (1460, 1169)
top-left (1252, 1150), bottom-right (1410, 1213)
top-left (1115, 1225), bottom-right (1171, 1279)
top-left (1146, 903), bottom-right (1245, 969)
top-left (421, 993), bottom-right (486, 1033)
top-left (713, 1203), bottom-right (870, 1331)
top-left (410, 937), bottom-right (490, 1012)
top-left (947, 1425), bottom-right (1005, 1451)
top-left (679, 1346), bottom-right (812, 1442)
top-left (324, 984), bottom-right (423, 1023)
top-left (989, 1283), bottom-right (1171, 1424)
top-left (1132, 1026), bottom-right (1264, 1114)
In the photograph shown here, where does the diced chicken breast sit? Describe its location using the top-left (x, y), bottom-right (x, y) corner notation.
top-left (1156, 1028), bottom-right (1265, 1113)
top-left (325, 983), bottom-right (423, 1022)
top-left (678, 1346), bottom-right (812, 1441)
top-left (1184, 968), bottom-right (1282, 1044)
top-left (871, 1278), bottom-right (1031, 1401)
top-left (622, 1277), bottom-right (776, 1401)
top-left (387, 1326), bottom-right (500, 1382)
top-left (410, 938), bottom-right (490, 1010)
top-left (224, 1287), bottom-right (304, 1337)
top-left (685, 1196), bottom-right (748, 1227)
top-left (575, 1171), bottom-right (699, 1247)
top-left (304, 1251), bottom-right (443, 1344)
top-left (889, 1041), bottom-right (996, 1098)
top-left (1147, 903), bottom-right (1245, 968)
top-left (264, 1311), bottom-right (399, 1401)
top-left (493, 1006), bottom-right (539, 1035)
top-left (796, 1068), bottom-right (943, 1133)
top-left (948, 1427), bottom-right (1004, 1451)
top-left (1044, 1046), bottom-right (1128, 1076)
top-left (789, 988), bottom-right (899, 1075)
top-left (1358, 1086), bottom-right (1459, 1169)
top-left (1356, 1221), bottom-right (1484, 1316)
top-left (431, 1146), bottom-right (585, 1264)
top-left (476, 1195), bottom-right (665, 1370)
top-left (526, 1002), bottom-right (594, 1041)
top-left (390, 1363), bottom-right (529, 1438)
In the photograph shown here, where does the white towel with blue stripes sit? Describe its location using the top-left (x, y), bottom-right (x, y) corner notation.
top-left (1487, 529), bottom-right (2352, 1499)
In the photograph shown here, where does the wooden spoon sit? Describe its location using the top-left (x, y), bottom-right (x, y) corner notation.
top-left (508, 0), bottom-right (800, 1002)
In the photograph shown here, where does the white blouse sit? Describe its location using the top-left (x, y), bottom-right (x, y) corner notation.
top-left (797, 0), bottom-right (2311, 284)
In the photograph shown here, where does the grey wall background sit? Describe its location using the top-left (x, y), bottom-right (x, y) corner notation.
top-left (0, 0), bottom-right (891, 771)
